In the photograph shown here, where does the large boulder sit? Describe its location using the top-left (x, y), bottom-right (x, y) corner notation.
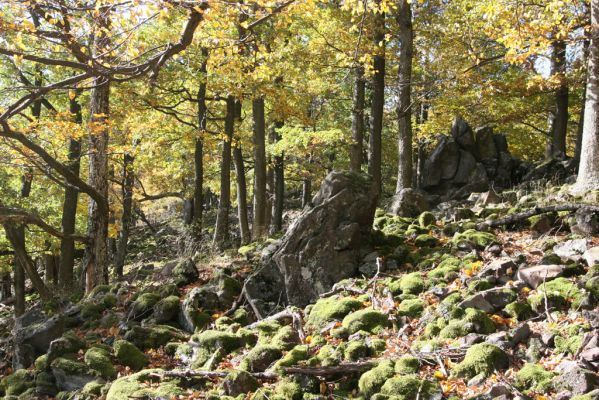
top-left (452, 117), bottom-right (475, 152)
top-left (249, 171), bottom-right (377, 310)
top-left (13, 307), bottom-right (65, 369)
top-left (387, 188), bottom-right (430, 217)
top-left (422, 136), bottom-right (461, 188)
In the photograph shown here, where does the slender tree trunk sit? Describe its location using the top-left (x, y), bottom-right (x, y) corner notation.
top-left (10, 227), bottom-right (25, 317)
top-left (85, 79), bottom-right (110, 292)
top-left (114, 152), bottom-right (134, 277)
top-left (350, 66), bottom-right (365, 172)
top-left (233, 145), bottom-right (251, 245)
top-left (395, 0), bottom-right (414, 191)
top-left (43, 254), bottom-right (58, 284)
top-left (547, 39), bottom-right (569, 159)
top-left (1, 274), bottom-right (11, 301)
top-left (193, 48), bottom-right (208, 239)
top-left (265, 160), bottom-right (273, 231)
top-left (252, 97), bottom-right (267, 239)
top-left (302, 178), bottom-right (312, 208)
top-left (575, 39), bottom-right (590, 168)
top-left (368, 2), bottom-right (385, 196)
top-left (59, 96), bottom-right (82, 288)
top-left (270, 121), bottom-right (284, 233)
top-left (575, 0), bottom-right (599, 192)
top-left (213, 96), bottom-right (235, 247)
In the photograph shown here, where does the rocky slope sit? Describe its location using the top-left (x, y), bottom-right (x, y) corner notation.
top-left (1, 185), bottom-right (599, 400)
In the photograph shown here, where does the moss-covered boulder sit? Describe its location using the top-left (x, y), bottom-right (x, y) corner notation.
top-left (505, 301), bottom-right (533, 321)
top-left (80, 302), bottom-right (104, 320)
top-left (462, 308), bottom-right (496, 334)
top-left (128, 293), bottom-right (161, 321)
top-left (193, 330), bottom-right (243, 352)
top-left (398, 273), bottom-right (426, 295)
top-left (124, 324), bottom-right (188, 350)
top-left (358, 360), bottom-right (395, 397)
top-left (342, 309), bottom-right (390, 334)
top-left (397, 299), bottom-right (426, 318)
top-left (271, 325), bottom-right (300, 351)
top-left (306, 296), bottom-right (364, 330)
top-left (113, 340), bottom-right (148, 371)
top-left (172, 258), bottom-right (199, 287)
top-left (84, 347), bottom-right (117, 379)
top-left (452, 229), bottom-right (499, 249)
top-left (240, 345), bottom-right (283, 372)
top-left (273, 345), bottom-right (310, 370)
top-left (380, 375), bottom-right (441, 400)
top-left (394, 356), bottom-right (420, 374)
top-left (528, 277), bottom-right (583, 311)
top-left (418, 212), bottom-right (436, 228)
top-left (452, 343), bottom-right (509, 379)
top-left (220, 370), bottom-right (259, 397)
top-left (415, 234), bottom-right (439, 248)
top-left (344, 340), bottom-right (370, 361)
top-left (106, 369), bottom-right (185, 400)
top-left (515, 363), bottom-right (555, 393)
top-left (0, 369), bottom-right (34, 397)
top-left (47, 332), bottom-right (86, 362)
top-left (153, 295), bottom-right (180, 323)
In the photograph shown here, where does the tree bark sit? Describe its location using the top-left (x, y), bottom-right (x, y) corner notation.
top-left (547, 39), bottom-right (569, 160)
top-left (59, 95), bottom-right (82, 288)
top-left (252, 97), bottom-right (267, 239)
top-left (350, 66), bottom-right (365, 172)
top-left (193, 48), bottom-right (208, 240)
top-left (233, 145), bottom-right (251, 245)
top-left (114, 152), bottom-right (134, 278)
top-left (575, 0), bottom-right (599, 192)
top-left (270, 121), bottom-right (284, 234)
top-left (302, 178), bottom-right (312, 208)
top-left (395, 0), bottom-right (413, 191)
top-left (575, 39), bottom-right (590, 168)
top-left (213, 96), bottom-right (235, 247)
top-left (0, 273), bottom-right (11, 301)
top-left (368, 2), bottom-right (385, 196)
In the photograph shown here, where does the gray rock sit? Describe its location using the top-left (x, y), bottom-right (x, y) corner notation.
top-left (422, 136), bottom-right (460, 187)
top-left (557, 364), bottom-right (599, 394)
top-left (452, 116), bottom-right (475, 152)
top-left (517, 264), bottom-right (566, 289)
top-left (477, 190), bottom-right (502, 206)
top-left (388, 188), bottom-right (430, 217)
top-left (358, 252), bottom-right (383, 276)
top-left (474, 126), bottom-right (498, 161)
top-left (179, 287), bottom-right (218, 332)
top-left (459, 287), bottom-right (516, 313)
top-left (553, 239), bottom-right (588, 261)
top-left (478, 258), bottom-right (515, 281)
top-left (572, 209), bottom-right (599, 236)
top-left (509, 323), bottom-right (531, 347)
top-left (221, 370), bottom-right (259, 396)
top-left (584, 247), bottom-right (599, 267)
top-left (453, 151), bottom-right (477, 185)
top-left (13, 308), bottom-right (65, 369)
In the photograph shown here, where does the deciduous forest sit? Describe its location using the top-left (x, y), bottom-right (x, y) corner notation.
top-left (1, 0), bottom-right (599, 399)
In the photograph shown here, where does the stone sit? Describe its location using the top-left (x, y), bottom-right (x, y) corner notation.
top-left (13, 307), bottom-right (65, 369)
top-left (358, 252), bottom-right (383, 276)
top-left (452, 116), bottom-right (475, 152)
top-left (572, 209), bottom-right (599, 236)
top-left (477, 258), bottom-right (515, 282)
top-left (584, 247), bottom-right (599, 267)
top-left (509, 323), bottom-right (531, 347)
top-left (422, 136), bottom-right (461, 187)
top-left (172, 258), bottom-right (199, 286)
top-left (387, 188), bottom-right (430, 218)
top-left (259, 171), bottom-right (377, 307)
top-left (50, 358), bottom-right (96, 391)
top-left (113, 340), bottom-right (147, 371)
top-left (221, 370), bottom-right (259, 396)
top-left (453, 150), bottom-right (477, 184)
top-left (179, 287), bottom-right (217, 332)
top-left (477, 190), bottom-right (502, 206)
top-left (459, 287), bottom-right (517, 313)
top-left (553, 239), bottom-right (588, 261)
top-left (240, 345), bottom-right (283, 372)
top-left (153, 295), bottom-right (180, 323)
top-left (517, 264), bottom-right (566, 289)
top-left (474, 126), bottom-right (498, 161)
top-left (557, 364), bottom-right (599, 395)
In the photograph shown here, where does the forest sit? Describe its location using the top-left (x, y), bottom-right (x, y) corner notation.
top-left (0, 0), bottom-right (599, 399)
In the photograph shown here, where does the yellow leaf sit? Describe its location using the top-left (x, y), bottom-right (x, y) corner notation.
top-left (68, 90), bottom-right (76, 101)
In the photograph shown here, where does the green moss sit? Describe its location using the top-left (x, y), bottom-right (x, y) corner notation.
top-left (34, 354), bottom-right (49, 371)
top-left (154, 295), bottom-right (180, 320)
top-left (515, 363), bottom-right (555, 393)
top-left (380, 375), bottom-right (441, 400)
top-left (452, 229), bottom-right (498, 249)
top-left (106, 369), bottom-right (185, 400)
top-left (80, 302), bottom-right (104, 320)
top-left (397, 299), bottom-right (425, 318)
top-left (84, 347), bottom-right (117, 379)
top-left (88, 284), bottom-right (112, 298)
top-left (439, 320), bottom-right (470, 339)
top-left (194, 330), bottom-right (243, 352)
top-left (358, 360), bottom-right (395, 397)
top-left (82, 380), bottom-right (105, 396)
top-left (50, 357), bottom-right (90, 376)
top-left (428, 260), bottom-right (461, 282)
top-left (344, 340), bottom-right (370, 361)
top-left (463, 308), bottom-right (495, 334)
top-left (452, 344), bottom-right (508, 379)
top-left (505, 301), bottom-right (533, 321)
top-left (274, 345), bottom-right (309, 370)
top-left (414, 234), bottom-right (439, 248)
top-left (418, 212), bottom-right (436, 228)
top-left (220, 370), bottom-right (259, 396)
top-left (271, 325), bottom-right (300, 351)
top-left (399, 273), bottom-right (426, 295)
top-left (529, 277), bottom-right (583, 310)
top-left (342, 309), bottom-right (390, 334)
top-left (130, 292), bottom-right (161, 317)
top-left (555, 335), bottom-right (583, 355)
top-left (585, 276), bottom-right (599, 298)
top-left (240, 345), bottom-right (283, 372)
top-left (468, 279), bottom-right (493, 293)
top-left (1, 369), bottom-right (33, 397)
top-left (274, 378), bottom-right (302, 400)
top-left (238, 243), bottom-right (258, 257)
top-left (114, 340), bottom-right (148, 371)
top-left (394, 356), bottom-right (419, 374)
top-left (124, 324), bottom-right (188, 350)
top-left (369, 339), bottom-right (387, 355)
top-left (306, 297), bottom-right (364, 330)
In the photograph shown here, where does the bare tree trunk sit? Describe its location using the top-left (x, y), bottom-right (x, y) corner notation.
top-left (302, 178), bottom-right (312, 208)
top-left (270, 121), bottom-right (284, 234)
top-left (575, 39), bottom-right (590, 167)
top-left (44, 253), bottom-right (58, 284)
top-left (368, 1), bottom-right (385, 196)
top-left (233, 145), bottom-right (251, 245)
top-left (59, 95), bottom-right (82, 288)
top-left (575, 0), bottom-right (599, 192)
top-left (114, 152), bottom-right (134, 277)
top-left (395, 0), bottom-right (413, 191)
top-left (350, 66), bottom-right (365, 172)
top-left (193, 48), bottom-right (208, 240)
top-left (1, 274), bottom-right (11, 301)
top-left (213, 96), bottom-right (235, 247)
top-left (547, 39), bottom-right (569, 159)
top-left (252, 97), bottom-right (267, 239)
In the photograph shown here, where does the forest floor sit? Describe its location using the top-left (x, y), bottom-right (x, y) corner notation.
top-left (1, 183), bottom-right (599, 400)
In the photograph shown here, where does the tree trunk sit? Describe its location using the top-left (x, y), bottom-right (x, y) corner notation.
top-left (193, 48), bottom-right (208, 240)
top-left (0, 273), bottom-right (11, 301)
top-left (252, 97), bottom-right (267, 239)
top-left (43, 253), bottom-right (58, 284)
top-left (59, 95), bottom-right (82, 288)
top-left (302, 178), bottom-right (312, 208)
top-left (368, 2), bottom-right (385, 196)
top-left (85, 79), bottom-right (110, 292)
top-left (213, 96), bottom-right (235, 247)
top-left (233, 145), bottom-right (251, 245)
top-left (547, 39), bottom-right (569, 160)
top-left (575, 39), bottom-right (590, 168)
top-left (395, 0), bottom-right (413, 191)
top-left (271, 122), bottom-right (284, 234)
top-left (11, 228), bottom-right (25, 317)
top-left (575, 0), bottom-right (599, 192)
top-left (114, 152), bottom-right (134, 278)
top-left (350, 66), bottom-right (365, 172)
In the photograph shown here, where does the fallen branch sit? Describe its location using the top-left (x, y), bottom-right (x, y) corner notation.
top-left (476, 203), bottom-right (599, 230)
top-left (246, 307), bottom-right (306, 341)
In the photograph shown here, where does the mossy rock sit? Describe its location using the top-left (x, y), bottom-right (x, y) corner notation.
top-left (273, 345), bottom-right (309, 370)
top-left (462, 308), bottom-right (495, 334)
top-left (129, 293), bottom-right (161, 320)
top-left (439, 320), bottom-right (470, 339)
top-left (505, 301), bottom-right (533, 321)
top-left (1, 370), bottom-right (34, 397)
top-left (238, 243), bottom-right (258, 257)
top-left (555, 335), bottom-right (583, 355)
top-left (358, 360), bottom-right (395, 397)
top-left (380, 374), bottom-right (441, 400)
top-left (81, 380), bottom-right (105, 396)
top-left (452, 343), bottom-right (509, 379)
top-left (34, 354), bottom-right (49, 371)
top-left (273, 377), bottom-right (302, 400)
top-left (124, 324), bottom-right (188, 350)
top-left (399, 273), bottom-right (426, 295)
top-left (344, 340), bottom-right (370, 361)
top-left (153, 295), bottom-right (180, 323)
top-left (80, 302), bottom-right (104, 320)
top-left (193, 330), bottom-right (243, 352)
top-left (515, 363), bottom-right (555, 393)
top-left (220, 370), bottom-right (259, 397)
top-left (418, 212), bottom-right (436, 228)
top-left (106, 369), bottom-right (185, 400)
top-left (114, 340), bottom-right (148, 371)
top-left (529, 277), bottom-right (583, 310)
top-left (394, 356), bottom-right (419, 374)
top-left (306, 296), bottom-right (364, 330)
top-left (428, 258), bottom-right (461, 282)
top-left (397, 299), bottom-right (425, 318)
top-left (414, 234), bottom-right (439, 248)
top-left (240, 345), bottom-right (283, 372)
top-left (50, 357), bottom-right (90, 376)
top-left (271, 325), bottom-right (300, 351)
top-left (452, 229), bottom-right (499, 249)
top-left (84, 347), bottom-right (117, 379)
top-left (342, 309), bottom-right (390, 334)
